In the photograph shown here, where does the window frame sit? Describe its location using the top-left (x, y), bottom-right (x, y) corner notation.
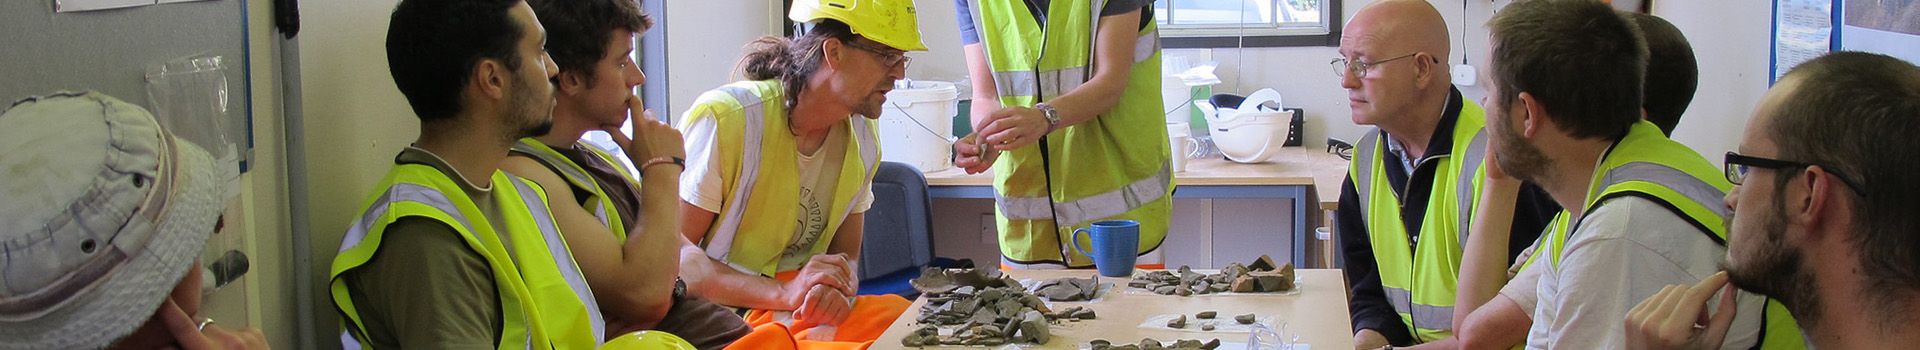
top-left (1158, 0), bottom-right (1342, 49)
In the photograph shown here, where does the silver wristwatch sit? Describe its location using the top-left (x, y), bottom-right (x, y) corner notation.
top-left (1034, 102), bottom-right (1061, 131)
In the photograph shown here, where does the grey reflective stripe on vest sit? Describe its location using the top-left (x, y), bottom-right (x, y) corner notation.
top-left (995, 164), bottom-right (1171, 225)
top-left (1353, 129), bottom-right (1382, 213)
top-left (703, 86), bottom-right (765, 263)
top-left (511, 143), bottom-right (614, 226)
top-left (506, 177), bottom-right (608, 344)
top-left (1597, 162), bottom-right (1732, 219)
top-left (974, 0), bottom-right (1158, 100)
top-left (1384, 286), bottom-right (1455, 331)
top-left (337, 183), bottom-right (532, 350)
top-left (990, 69), bottom-right (1088, 100)
top-left (1455, 131), bottom-right (1488, 239)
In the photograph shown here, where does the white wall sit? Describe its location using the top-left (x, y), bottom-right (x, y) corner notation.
top-left (662, 1), bottom-right (782, 117)
top-left (1654, 1), bottom-right (1773, 159)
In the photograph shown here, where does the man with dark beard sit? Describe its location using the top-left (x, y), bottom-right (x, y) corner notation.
top-left (1626, 52), bottom-right (1920, 349)
top-left (1482, 1), bottom-right (1800, 348)
top-left (327, 0), bottom-right (614, 347)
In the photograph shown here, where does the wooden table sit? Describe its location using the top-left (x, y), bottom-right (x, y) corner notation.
top-left (922, 147), bottom-right (1349, 265)
top-left (871, 269), bottom-right (1355, 349)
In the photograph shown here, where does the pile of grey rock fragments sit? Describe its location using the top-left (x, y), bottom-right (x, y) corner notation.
top-left (900, 267), bottom-right (1097, 347)
top-left (1129, 255), bottom-right (1296, 296)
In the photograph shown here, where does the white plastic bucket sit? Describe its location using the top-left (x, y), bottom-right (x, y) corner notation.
top-left (878, 80), bottom-right (958, 172)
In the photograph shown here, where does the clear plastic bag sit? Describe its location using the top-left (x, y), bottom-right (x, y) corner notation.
top-left (145, 54), bottom-right (243, 179)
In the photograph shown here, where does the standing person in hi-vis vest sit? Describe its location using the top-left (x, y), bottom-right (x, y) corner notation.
top-left (673, 0), bottom-right (917, 348)
top-left (949, 0), bottom-right (1174, 270)
top-left (501, 0), bottom-right (753, 348)
top-left (1332, 1), bottom-right (1560, 348)
top-left (329, 0), bottom-right (621, 348)
top-left (1482, 1), bottom-right (1802, 349)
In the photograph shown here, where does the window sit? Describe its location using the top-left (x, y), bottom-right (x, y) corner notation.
top-left (1157, 0), bottom-right (1340, 48)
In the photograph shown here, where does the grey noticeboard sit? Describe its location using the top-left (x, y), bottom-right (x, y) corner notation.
top-left (0, 0), bottom-right (252, 169)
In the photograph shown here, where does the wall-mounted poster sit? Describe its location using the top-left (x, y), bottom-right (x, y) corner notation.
top-left (1772, 0), bottom-right (1837, 82)
top-left (1839, 0), bottom-right (1920, 64)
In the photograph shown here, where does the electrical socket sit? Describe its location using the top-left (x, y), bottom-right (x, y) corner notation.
top-left (1452, 64), bottom-right (1478, 86)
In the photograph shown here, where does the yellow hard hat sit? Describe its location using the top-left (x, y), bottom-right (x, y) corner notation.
top-left (789, 0), bottom-right (928, 51)
top-left (599, 331), bottom-right (698, 350)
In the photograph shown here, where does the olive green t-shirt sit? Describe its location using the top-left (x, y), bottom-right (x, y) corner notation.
top-left (343, 148), bottom-right (511, 348)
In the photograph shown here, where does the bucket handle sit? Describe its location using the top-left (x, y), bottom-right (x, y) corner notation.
top-left (886, 100), bottom-right (958, 145)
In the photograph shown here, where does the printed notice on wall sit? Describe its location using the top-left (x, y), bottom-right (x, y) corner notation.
top-left (1838, 0), bottom-right (1920, 65)
top-left (53, 0), bottom-right (152, 12)
top-left (1772, 0), bottom-right (1833, 81)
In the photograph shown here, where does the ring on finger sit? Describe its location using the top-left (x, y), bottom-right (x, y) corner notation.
top-left (197, 318), bottom-right (215, 332)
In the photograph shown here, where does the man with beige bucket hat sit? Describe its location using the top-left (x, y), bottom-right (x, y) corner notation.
top-left (0, 91), bottom-right (267, 349)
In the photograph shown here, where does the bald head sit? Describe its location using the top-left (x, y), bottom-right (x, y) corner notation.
top-left (1338, 0), bottom-right (1457, 132)
top-left (1344, 0), bottom-right (1452, 67)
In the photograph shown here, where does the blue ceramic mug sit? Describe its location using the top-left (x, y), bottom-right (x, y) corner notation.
top-left (1071, 220), bottom-right (1141, 277)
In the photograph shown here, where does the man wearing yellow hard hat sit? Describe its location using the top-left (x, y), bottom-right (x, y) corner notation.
top-left (673, 0), bottom-right (923, 348)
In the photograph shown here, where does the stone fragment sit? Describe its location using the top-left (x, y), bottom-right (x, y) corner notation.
top-left (1249, 271), bottom-right (1293, 292)
top-left (1234, 313), bottom-right (1256, 324)
top-left (1036, 282), bottom-right (1085, 301)
top-left (1248, 255), bottom-right (1279, 272)
top-left (1230, 276), bottom-right (1258, 292)
top-left (1201, 338), bottom-right (1222, 350)
top-left (1172, 339), bottom-right (1205, 348)
top-left (1199, 322), bottom-right (1216, 331)
top-left (1196, 311), bottom-right (1217, 319)
top-left (1221, 263), bottom-right (1248, 278)
top-left (1166, 314), bottom-right (1187, 328)
top-left (1019, 310), bottom-right (1050, 344)
top-left (1153, 285), bottom-right (1176, 294)
top-left (1140, 338), bottom-right (1164, 350)
top-left (899, 325), bottom-right (940, 347)
top-left (1210, 283), bottom-right (1231, 293)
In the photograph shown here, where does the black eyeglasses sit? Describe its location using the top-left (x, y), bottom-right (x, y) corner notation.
top-left (1724, 151), bottom-right (1867, 195)
top-left (842, 40), bottom-right (911, 69)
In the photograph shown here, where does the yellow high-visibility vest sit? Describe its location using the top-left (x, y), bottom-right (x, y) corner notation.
top-left (1542, 121), bottom-right (1805, 349)
top-left (677, 79), bottom-right (881, 276)
top-left (330, 162), bottom-right (605, 349)
top-left (1348, 100), bottom-right (1491, 342)
top-left (968, 0), bottom-right (1173, 266)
